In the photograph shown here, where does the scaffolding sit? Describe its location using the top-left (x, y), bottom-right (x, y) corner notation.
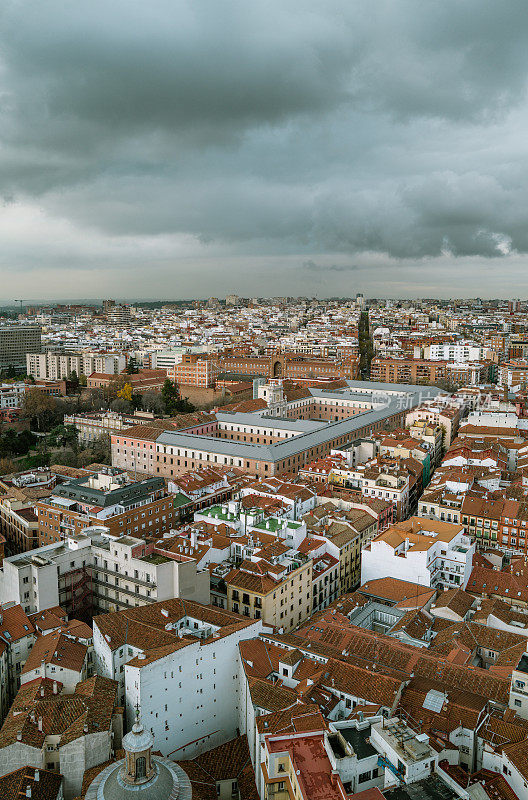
top-left (62, 564), bottom-right (93, 618)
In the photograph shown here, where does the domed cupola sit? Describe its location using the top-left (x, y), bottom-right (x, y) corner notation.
top-left (84, 704), bottom-right (192, 800)
top-left (121, 706), bottom-right (155, 784)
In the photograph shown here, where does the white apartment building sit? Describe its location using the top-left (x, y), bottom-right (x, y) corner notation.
top-left (238, 480), bottom-right (317, 519)
top-left (26, 352), bottom-right (125, 381)
top-left (406, 401), bottom-right (461, 447)
top-left (464, 410), bottom-right (521, 429)
top-left (418, 342), bottom-right (490, 362)
top-left (0, 527), bottom-right (209, 617)
top-left (93, 599), bottom-right (264, 755)
top-left (194, 499), bottom-right (308, 547)
top-left (0, 383), bottom-right (26, 409)
top-left (361, 517), bottom-right (475, 590)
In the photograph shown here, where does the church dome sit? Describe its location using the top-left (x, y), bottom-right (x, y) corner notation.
top-left (121, 719), bottom-right (154, 754)
top-left (88, 758), bottom-right (191, 800)
top-left (84, 707), bottom-right (191, 800)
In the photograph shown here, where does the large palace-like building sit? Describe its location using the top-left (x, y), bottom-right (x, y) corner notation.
top-left (111, 379), bottom-right (444, 479)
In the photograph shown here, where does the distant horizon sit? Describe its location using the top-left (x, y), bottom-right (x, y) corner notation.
top-left (0, 294), bottom-right (525, 306)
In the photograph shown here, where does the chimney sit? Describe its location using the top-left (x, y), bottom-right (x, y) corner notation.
top-left (37, 717), bottom-right (42, 732)
top-left (26, 788), bottom-right (31, 799)
top-left (34, 771), bottom-right (39, 782)
top-left (52, 681), bottom-right (58, 695)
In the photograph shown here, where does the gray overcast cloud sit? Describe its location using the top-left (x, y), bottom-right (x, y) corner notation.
top-left (1, 0), bottom-right (528, 299)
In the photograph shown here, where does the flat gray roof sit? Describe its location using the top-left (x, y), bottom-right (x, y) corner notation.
top-left (216, 412), bottom-right (325, 432)
top-left (157, 382), bottom-right (444, 464)
top-left (158, 401), bottom-right (443, 465)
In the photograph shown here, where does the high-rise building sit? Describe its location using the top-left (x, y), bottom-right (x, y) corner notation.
top-left (106, 304), bottom-right (131, 326)
top-left (0, 325), bottom-right (41, 370)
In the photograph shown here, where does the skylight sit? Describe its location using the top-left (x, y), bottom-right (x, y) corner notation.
top-left (423, 689), bottom-right (446, 713)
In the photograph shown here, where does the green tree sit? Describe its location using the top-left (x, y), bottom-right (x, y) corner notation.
top-left (92, 433), bottom-right (110, 462)
top-left (131, 392), bottom-right (143, 411)
top-left (48, 424), bottom-right (78, 450)
top-left (161, 378), bottom-right (181, 415)
top-left (51, 448), bottom-right (79, 467)
top-left (125, 357), bottom-right (140, 374)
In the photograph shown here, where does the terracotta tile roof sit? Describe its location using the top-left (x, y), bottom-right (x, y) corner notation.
top-left (431, 588), bottom-right (475, 618)
top-left (224, 566), bottom-right (277, 595)
top-left (389, 609), bottom-right (431, 640)
top-left (93, 597), bottom-right (254, 654)
top-left (248, 677), bottom-right (298, 712)
top-left (503, 737), bottom-right (528, 782)
top-left (239, 639), bottom-right (274, 679)
top-left (224, 398), bottom-right (267, 413)
top-left (268, 618), bottom-right (512, 703)
top-left (398, 676), bottom-right (487, 735)
top-left (194, 734), bottom-right (255, 784)
top-left (412, 654), bottom-right (510, 703)
top-left (28, 607), bottom-right (68, 634)
top-left (467, 769), bottom-right (521, 800)
top-left (255, 703), bottom-right (325, 735)
top-left (359, 577), bottom-right (436, 607)
top-left (0, 766), bottom-right (63, 800)
top-left (22, 631), bottom-right (87, 676)
top-left (478, 711), bottom-right (528, 748)
top-left (430, 621), bottom-right (525, 659)
top-left (467, 565), bottom-right (528, 604)
top-left (0, 675), bottom-right (117, 749)
top-left (0, 604), bottom-right (35, 642)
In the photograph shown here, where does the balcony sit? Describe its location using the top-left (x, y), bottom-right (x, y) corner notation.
top-left (94, 563), bottom-right (156, 589)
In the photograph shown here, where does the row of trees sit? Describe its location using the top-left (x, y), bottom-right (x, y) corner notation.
top-left (358, 311), bottom-right (374, 377)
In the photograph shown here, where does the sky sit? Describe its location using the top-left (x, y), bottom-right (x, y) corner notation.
top-left (1, 0), bottom-right (528, 301)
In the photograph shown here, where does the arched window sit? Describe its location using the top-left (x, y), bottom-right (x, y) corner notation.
top-left (136, 757), bottom-right (147, 781)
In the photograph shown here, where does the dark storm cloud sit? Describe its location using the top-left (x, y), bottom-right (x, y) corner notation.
top-left (1, 0), bottom-right (528, 297)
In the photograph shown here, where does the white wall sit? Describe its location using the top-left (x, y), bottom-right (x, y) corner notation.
top-left (361, 541), bottom-right (430, 587)
top-left (125, 620), bottom-right (262, 760)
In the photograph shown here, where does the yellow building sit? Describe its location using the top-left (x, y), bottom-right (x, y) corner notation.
top-left (225, 556), bottom-right (312, 632)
